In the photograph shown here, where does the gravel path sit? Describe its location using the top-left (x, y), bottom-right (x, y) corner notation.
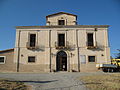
top-left (0, 72), bottom-right (104, 90)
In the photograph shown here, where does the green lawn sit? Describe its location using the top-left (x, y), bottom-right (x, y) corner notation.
top-left (80, 73), bottom-right (120, 90)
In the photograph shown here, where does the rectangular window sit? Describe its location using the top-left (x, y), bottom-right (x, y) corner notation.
top-left (80, 55), bottom-right (86, 64)
top-left (88, 56), bottom-right (95, 62)
top-left (0, 56), bottom-right (5, 64)
top-left (30, 34), bottom-right (36, 47)
top-left (58, 34), bottom-right (65, 46)
top-left (28, 56), bottom-right (35, 63)
top-left (87, 33), bottom-right (94, 46)
top-left (58, 20), bottom-right (65, 25)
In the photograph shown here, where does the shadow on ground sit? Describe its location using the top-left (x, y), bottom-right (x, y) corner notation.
top-left (6, 80), bottom-right (58, 84)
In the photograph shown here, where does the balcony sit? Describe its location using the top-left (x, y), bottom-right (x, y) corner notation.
top-left (86, 42), bottom-right (97, 49)
top-left (55, 42), bottom-right (66, 49)
top-left (87, 46), bottom-right (97, 49)
top-left (55, 41), bottom-right (75, 50)
top-left (86, 42), bottom-right (105, 51)
top-left (26, 42), bottom-right (39, 50)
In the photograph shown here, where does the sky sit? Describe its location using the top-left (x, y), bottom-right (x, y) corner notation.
top-left (0, 0), bottom-right (120, 57)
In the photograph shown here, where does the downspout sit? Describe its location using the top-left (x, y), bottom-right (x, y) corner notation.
top-left (66, 30), bottom-right (70, 72)
top-left (17, 30), bottom-right (21, 72)
top-left (49, 30), bottom-right (52, 72)
top-left (76, 29), bottom-right (80, 72)
top-left (95, 28), bottom-right (97, 46)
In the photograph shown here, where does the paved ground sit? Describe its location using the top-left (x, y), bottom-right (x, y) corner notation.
top-left (0, 72), bottom-right (104, 90)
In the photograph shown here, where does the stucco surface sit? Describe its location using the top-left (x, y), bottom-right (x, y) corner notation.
top-left (0, 50), bottom-right (16, 72)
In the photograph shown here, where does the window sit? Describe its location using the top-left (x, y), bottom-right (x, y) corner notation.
top-left (80, 55), bottom-right (86, 64)
top-left (58, 20), bottom-right (65, 25)
top-left (87, 33), bottom-right (94, 46)
top-left (30, 34), bottom-right (36, 47)
top-left (0, 56), bottom-right (5, 64)
top-left (28, 56), bottom-right (35, 63)
top-left (88, 56), bottom-right (95, 62)
top-left (58, 34), bottom-right (65, 46)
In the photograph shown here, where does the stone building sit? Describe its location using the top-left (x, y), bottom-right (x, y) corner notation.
top-left (0, 12), bottom-right (111, 72)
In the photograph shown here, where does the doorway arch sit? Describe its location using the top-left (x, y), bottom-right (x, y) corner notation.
top-left (56, 51), bottom-right (67, 71)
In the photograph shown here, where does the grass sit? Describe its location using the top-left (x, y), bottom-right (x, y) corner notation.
top-left (80, 73), bottom-right (120, 90)
top-left (0, 78), bottom-right (28, 90)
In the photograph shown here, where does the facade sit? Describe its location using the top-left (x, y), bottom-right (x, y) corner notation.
top-left (0, 12), bottom-right (111, 72)
top-left (0, 49), bottom-right (16, 72)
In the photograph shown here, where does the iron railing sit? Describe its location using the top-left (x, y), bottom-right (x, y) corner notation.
top-left (26, 42), bottom-right (39, 50)
top-left (86, 41), bottom-right (105, 50)
top-left (55, 41), bottom-right (75, 50)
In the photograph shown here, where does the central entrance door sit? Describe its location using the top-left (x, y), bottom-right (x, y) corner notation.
top-left (56, 51), bottom-right (67, 71)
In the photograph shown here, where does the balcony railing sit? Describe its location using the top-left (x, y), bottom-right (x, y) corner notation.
top-left (55, 42), bottom-right (66, 49)
top-left (55, 41), bottom-right (75, 50)
top-left (26, 42), bottom-right (39, 50)
top-left (86, 41), bottom-right (97, 49)
top-left (86, 41), bottom-right (105, 50)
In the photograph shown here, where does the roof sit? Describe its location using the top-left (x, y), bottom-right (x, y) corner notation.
top-left (46, 12), bottom-right (77, 18)
top-left (0, 48), bottom-right (14, 53)
top-left (16, 25), bottom-right (109, 29)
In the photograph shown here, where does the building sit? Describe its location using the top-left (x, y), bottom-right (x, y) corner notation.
top-left (0, 12), bottom-right (111, 72)
top-left (0, 49), bottom-right (16, 72)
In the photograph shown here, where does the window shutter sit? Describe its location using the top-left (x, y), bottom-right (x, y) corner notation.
top-left (28, 32), bottom-right (30, 47)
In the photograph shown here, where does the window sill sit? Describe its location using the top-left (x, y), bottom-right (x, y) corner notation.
top-left (0, 63), bottom-right (5, 64)
top-left (87, 62), bottom-right (96, 64)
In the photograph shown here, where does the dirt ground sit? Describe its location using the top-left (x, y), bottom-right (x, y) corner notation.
top-left (0, 72), bottom-right (105, 90)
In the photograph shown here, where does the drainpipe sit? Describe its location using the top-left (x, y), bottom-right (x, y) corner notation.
top-left (17, 30), bottom-right (21, 72)
top-left (76, 30), bottom-right (80, 72)
top-left (49, 30), bottom-right (52, 72)
top-left (66, 30), bottom-right (70, 71)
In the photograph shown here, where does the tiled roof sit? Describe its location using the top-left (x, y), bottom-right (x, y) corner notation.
top-left (46, 12), bottom-right (77, 18)
top-left (0, 48), bottom-right (14, 53)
